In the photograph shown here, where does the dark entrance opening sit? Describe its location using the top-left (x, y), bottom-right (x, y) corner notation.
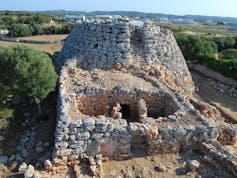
top-left (121, 104), bottom-right (131, 120)
top-left (131, 136), bottom-right (147, 157)
top-left (147, 107), bottom-right (167, 118)
top-left (94, 44), bottom-right (98, 49)
top-left (121, 104), bottom-right (138, 123)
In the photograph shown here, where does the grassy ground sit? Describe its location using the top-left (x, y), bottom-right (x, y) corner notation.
top-left (0, 34), bottom-right (67, 55)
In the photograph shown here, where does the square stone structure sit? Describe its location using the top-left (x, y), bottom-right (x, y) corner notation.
top-left (54, 21), bottom-right (237, 176)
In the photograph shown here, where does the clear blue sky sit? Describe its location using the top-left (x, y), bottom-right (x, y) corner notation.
top-left (1, 0), bottom-right (237, 18)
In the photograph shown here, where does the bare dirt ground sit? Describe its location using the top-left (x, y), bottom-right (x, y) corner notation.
top-left (101, 153), bottom-right (187, 178)
top-left (50, 148), bottom-right (228, 178)
top-left (1, 93), bottom-right (57, 178)
top-left (191, 71), bottom-right (237, 123)
top-left (0, 35), bottom-right (68, 55)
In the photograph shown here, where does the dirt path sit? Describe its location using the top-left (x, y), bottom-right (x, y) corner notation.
top-left (191, 71), bottom-right (237, 122)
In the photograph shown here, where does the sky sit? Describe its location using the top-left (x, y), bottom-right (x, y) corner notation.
top-left (1, 0), bottom-right (237, 18)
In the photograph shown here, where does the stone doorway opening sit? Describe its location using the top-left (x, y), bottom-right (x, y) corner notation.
top-left (121, 104), bottom-right (139, 123)
top-left (131, 135), bottom-right (147, 157)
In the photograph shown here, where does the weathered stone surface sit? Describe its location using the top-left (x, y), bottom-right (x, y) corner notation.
top-left (44, 160), bottom-right (52, 171)
top-left (24, 164), bottom-right (35, 178)
top-left (154, 164), bottom-right (167, 172)
top-left (18, 162), bottom-right (27, 172)
top-left (187, 160), bottom-right (200, 172)
top-left (137, 98), bottom-right (147, 123)
top-left (0, 156), bottom-right (8, 164)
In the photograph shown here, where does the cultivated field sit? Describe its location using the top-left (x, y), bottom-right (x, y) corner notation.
top-left (0, 35), bottom-right (68, 55)
top-left (160, 23), bottom-right (237, 37)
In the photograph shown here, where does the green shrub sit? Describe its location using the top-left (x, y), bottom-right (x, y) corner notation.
top-left (202, 55), bottom-right (237, 80)
top-left (118, 18), bottom-right (129, 23)
top-left (174, 33), bottom-right (237, 81)
top-left (0, 107), bottom-right (13, 119)
top-left (212, 37), bottom-right (237, 51)
top-left (175, 33), bottom-right (217, 61)
top-left (219, 48), bottom-right (237, 59)
top-left (32, 24), bottom-right (44, 35)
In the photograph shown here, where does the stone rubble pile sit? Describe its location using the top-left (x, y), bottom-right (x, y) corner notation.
top-left (200, 141), bottom-right (237, 177)
top-left (0, 113), bottom-right (37, 165)
top-left (208, 78), bottom-right (237, 98)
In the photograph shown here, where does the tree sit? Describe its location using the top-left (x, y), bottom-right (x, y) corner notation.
top-left (43, 26), bottom-right (58, 35)
top-left (10, 24), bottom-right (33, 37)
top-left (0, 45), bottom-right (58, 116)
top-left (60, 24), bottom-right (73, 34)
top-left (1, 16), bottom-right (15, 26)
top-left (32, 24), bottom-right (44, 35)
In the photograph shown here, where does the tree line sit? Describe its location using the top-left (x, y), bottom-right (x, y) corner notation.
top-left (9, 23), bottom-right (73, 37)
top-left (175, 33), bottom-right (237, 80)
top-left (0, 12), bottom-right (73, 37)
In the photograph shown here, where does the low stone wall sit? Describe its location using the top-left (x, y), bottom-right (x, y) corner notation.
top-left (0, 36), bottom-right (19, 42)
top-left (191, 63), bottom-right (237, 87)
top-left (53, 113), bottom-right (221, 161)
top-left (77, 91), bottom-right (178, 118)
top-left (200, 141), bottom-right (237, 177)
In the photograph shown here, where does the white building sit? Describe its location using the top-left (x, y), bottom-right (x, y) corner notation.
top-left (95, 15), bottom-right (113, 19)
top-left (0, 29), bottom-right (9, 35)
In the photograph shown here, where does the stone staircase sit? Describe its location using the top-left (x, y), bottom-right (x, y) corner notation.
top-left (130, 30), bottom-right (146, 67)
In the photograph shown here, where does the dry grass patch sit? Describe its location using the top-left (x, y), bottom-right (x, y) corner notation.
top-left (0, 41), bottom-right (63, 55)
top-left (18, 34), bottom-right (68, 41)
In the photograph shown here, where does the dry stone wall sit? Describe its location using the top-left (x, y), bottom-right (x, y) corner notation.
top-left (54, 62), bottom-right (236, 162)
top-left (57, 22), bottom-right (132, 69)
top-left (57, 21), bottom-right (194, 95)
top-left (53, 21), bottom-right (237, 177)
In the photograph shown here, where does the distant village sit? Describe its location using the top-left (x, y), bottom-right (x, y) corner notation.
top-left (64, 14), bottom-right (237, 31)
top-left (1, 13), bottom-right (237, 36)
